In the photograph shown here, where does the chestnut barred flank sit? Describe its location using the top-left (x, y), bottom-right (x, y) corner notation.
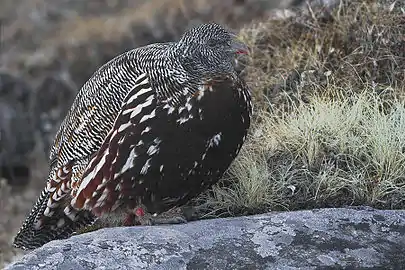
top-left (13, 23), bottom-right (252, 250)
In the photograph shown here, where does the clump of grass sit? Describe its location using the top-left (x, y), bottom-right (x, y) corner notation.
top-left (239, 0), bottom-right (404, 110)
top-left (195, 0), bottom-right (405, 217)
top-left (198, 89), bottom-right (405, 217)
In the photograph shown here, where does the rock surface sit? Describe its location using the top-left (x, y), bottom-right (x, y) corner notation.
top-left (7, 208), bottom-right (405, 270)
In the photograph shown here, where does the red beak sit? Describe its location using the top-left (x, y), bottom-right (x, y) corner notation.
top-left (231, 38), bottom-right (249, 55)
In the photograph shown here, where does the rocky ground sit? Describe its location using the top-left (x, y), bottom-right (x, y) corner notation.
top-left (7, 208), bottom-right (405, 269)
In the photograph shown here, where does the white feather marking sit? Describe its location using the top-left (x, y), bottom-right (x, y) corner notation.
top-left (111, 155), bottom-right (117, 165)
top-left (118, 122), bottom-right (132, 132)
top-left (139, 109), bottom-right (156, 123)
top-left (118, 135), bottom-right (126, 144)
top-left (82, 198), bottom-right (91, 208)
top-left (125, 84), bottom-right (153, 104)
top-left (197, 89), bottom-right (205, 101)
top-left (136, 140), bottom-right (144, 146)
top-left (62, 166), bottom-right (69, 174)
top-left (51, 192), bottom-right (59, 201)
top-left (76, 149), bottom-right (108, 197)
top-left (159, 165), bottom-right (164, 172)
top-left (147, 145), bottom-right (159, 155)
top-left (44, 207), bottom-right (54, 217)
top-left (64, 205), bottom-right (72, 215)
top-left (46, 198), bottom-right (57, 209)
top-left (141, 126), bottom-right (151, 135)
top-left (198, 108), bottom-right (204, 120)
top-left (56, 169), bottom-right (63, 179)
top-left (119, 147), bottom-right (138, 175)
top-left (64, 206), bottom-right (77, 221)
top-left (127, 97), bottom-right (154, 118)
top-left (209, 132), bottom-right (222, 147)
top-left (111, 200), bottom-right (121, 211)
top-left (178, 106), bottom-right (186, 114)
top-left (47, 185), bottom-right (56, 193)
top-left (60, 182), bottom-right (66, 192)
top-left (93, 188), bottom-right (109, 208)
top-left (185, 102), bottom-right (192, 111)
top-left (140, 158), bottom-right (152, 175)
top-left (168, 106), bottom-right (175, 114)
top-left (97, 182), bottom-right (106, 190)
top-left (177, 116), bottom-right (190, 125)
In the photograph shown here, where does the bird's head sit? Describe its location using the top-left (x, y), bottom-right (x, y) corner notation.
top-left (176, 23), bottom-right (249, 78)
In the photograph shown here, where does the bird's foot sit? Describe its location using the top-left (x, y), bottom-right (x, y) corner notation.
top-left (125, 206), bottom-right (188, 226)
top-left (74, 222), bottom-right (103, 235)
top-left (148, 208), bottom-right (188, 225)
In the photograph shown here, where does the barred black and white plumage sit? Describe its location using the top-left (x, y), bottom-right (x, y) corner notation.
top-left (13, 23), bottom-right (252, 250)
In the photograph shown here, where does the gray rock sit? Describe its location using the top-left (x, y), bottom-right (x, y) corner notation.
top-left (7, 208), bottom-right (405, 270)
top-left (0, 73), bottom-right (34, 186)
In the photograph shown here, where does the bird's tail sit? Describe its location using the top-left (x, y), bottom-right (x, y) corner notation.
top-left (13, 166), bottom-right (95, 250)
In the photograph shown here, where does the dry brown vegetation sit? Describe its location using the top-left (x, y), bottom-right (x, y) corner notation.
top-left (194, 0), bottom-right (405, 217)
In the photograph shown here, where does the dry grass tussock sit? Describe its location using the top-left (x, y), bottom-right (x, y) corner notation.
top-left (195, 0), bottom-right (405, 217)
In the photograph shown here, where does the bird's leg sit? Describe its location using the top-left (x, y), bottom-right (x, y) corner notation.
top-left (148, 207), bottom-right (188, 225)
top-left (132, 206), bottom-right (154, 226)
top-left (75, 222), bottom-right (103, 235)
top-left (127, 205), bottom-right (188, 226)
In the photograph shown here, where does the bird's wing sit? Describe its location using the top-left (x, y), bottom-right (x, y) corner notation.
top-left (71, 72), bottom-right (156, 213)
top-left (49, 53), bottom-right (135, 167)
top-left (43, 58), bottom-right (153, 220)
top-left (13, 53), bottom-right (151, 249)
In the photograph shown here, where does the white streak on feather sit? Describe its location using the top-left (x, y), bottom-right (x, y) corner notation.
top-left (119, 147), bottom-right (138, 175)
top-left (140, 158), bottom-right (152, 174)
top-left (209, 132), bottom-right (222, 147)
top-left (43, 207), bottom-right (53, 217)
top-left (118, 122), bottom-right (132, 132)
top-left (185, 102), bottom-right (192, 111)
top-left (147, 145), bottom-right (159, 156)
top-left (94, 188), bottom-right (109, 208)
top-left (139, 109), bottom-right (156, 123)
top-left (75, 148), bottom-right (108, 197)
top-left (125, 83), bottom-right (152, 104)
top-left (141, 126), bottom-right (151, 135)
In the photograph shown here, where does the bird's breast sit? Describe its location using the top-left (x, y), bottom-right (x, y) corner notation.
top-left (73, 74), bottom-right (251, 215)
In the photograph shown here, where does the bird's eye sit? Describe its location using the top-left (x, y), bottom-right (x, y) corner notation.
top-left (207, 39), bottom-right (219, 47)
